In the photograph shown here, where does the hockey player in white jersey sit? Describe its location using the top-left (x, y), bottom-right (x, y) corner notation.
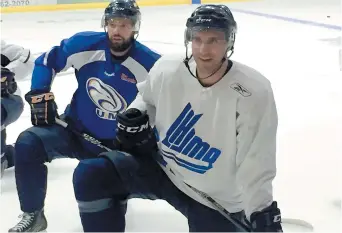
top-left (1, 40), bottom-right (34, 80)
top-left (1, 41), bottom-right (34, 177)
top-left (72, 4), bottom-right (283, 232)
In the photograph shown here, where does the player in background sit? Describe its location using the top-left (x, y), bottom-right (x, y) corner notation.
top-left (8, 0), bottom-right (160, 232)
top-left (72, 4), bottom-right (283, 232)
top-left (1, 40), bottom-right (34, 79)
top-left (1, 40), bottom-right (35, 177)
top-left (1, 68), bottom-right (23, 177)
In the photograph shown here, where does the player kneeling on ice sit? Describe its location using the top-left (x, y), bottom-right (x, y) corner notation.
top-left (1, 40), bottom-right (35, 177)
top-left (1, 68), bottom-right (23, 177)
top-left (8, 0), bottom-right (160, 232)
top-left (72, 4), bottom-right (283, 232)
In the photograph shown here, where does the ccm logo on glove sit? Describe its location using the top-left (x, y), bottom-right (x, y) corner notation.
top-left (30, 93), bottom-right (55, 104)
top-left (117, 121), bottom-right (149, 133)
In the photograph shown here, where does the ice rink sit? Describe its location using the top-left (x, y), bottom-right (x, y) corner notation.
top-left (1, 1), bottom-right (341, 232)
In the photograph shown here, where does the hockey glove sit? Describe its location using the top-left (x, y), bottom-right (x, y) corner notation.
top-left (25, 90), bottom-right (59, 126)
top-left (115, 108), bottom-right (158, 156)
top-left (250, 201), bottom-right (283, 232)
top-left (1, 68), bottom-right (17, 97)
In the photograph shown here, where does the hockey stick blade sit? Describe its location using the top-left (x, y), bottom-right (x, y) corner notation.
top-left (55, 118), bottom-right (112, 152)
top-left (186, 183), bottom-right (314, 232)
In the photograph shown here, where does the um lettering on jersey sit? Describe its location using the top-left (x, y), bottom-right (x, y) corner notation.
top-left (161, 103), bottom-right (221, 174)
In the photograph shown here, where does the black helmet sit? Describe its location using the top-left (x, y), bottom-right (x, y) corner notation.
top-left (1, 67), bottom-right (15, 79)
top-left (101, 0), bottom-right (141, 32)
top-left (185, 4), bottom-right (237, 51)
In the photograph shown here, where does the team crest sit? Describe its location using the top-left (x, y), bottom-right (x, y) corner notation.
top-left (86, 77), bottom-right (127, 120)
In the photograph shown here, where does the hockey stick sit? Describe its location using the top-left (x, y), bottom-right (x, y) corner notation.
top-left (183, 172), bottom-right (315, 232)
top-left (150, 152), bottom-right (251, 231)
top-left (55, 118), bottom-right (112, 152)
top-left (185, 183), bottom-right (251, 231)
top-left (55, 118), bottom-right (250, 230)
top-left (55, 118), bottom-right (313, 232)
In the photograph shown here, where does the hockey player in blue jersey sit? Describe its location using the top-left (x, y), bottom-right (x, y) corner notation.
top-left (8, 0), bottom-right (160, 232)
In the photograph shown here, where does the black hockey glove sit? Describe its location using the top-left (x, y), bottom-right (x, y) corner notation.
top-left (1, 68), bottom-right (17, 97)
top-left (25, 89), bottom-right (59, 126)
top-left (114, 108), bottom-right (158, 156)
top-left (250, 201), bottom-right (283, 232)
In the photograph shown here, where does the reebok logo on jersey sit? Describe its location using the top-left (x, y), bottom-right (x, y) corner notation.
top-left (161, 103), bottom-right (222, 174)
top-left (104, 71), bottom-right (115, 77)
top-left (230, 83), bottom-right (251, 97)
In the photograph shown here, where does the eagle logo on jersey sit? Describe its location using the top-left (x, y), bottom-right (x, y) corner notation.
top-left (86, 77), bottom-right (127, 121)
top-left (161, 103), bottom-right (222, 174)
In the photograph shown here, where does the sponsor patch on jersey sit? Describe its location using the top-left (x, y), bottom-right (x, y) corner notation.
top-left (230, 83), bottom-right (252, 97)
top-left (121, 73), bottom-right (136, 84)
top-left (161, 103), bottom-right (222, 174)
top-left (86, 77), bottom-right (127, 120)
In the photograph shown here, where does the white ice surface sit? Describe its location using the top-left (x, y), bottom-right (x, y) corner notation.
top-left (1, 4), bottom-right (341, 232)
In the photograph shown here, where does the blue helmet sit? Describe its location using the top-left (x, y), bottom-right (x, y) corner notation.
top-left (185, 4), bottom-right (237, 52)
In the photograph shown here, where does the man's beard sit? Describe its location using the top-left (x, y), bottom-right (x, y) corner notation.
top-left (108, 36), bottom-right (134, 52)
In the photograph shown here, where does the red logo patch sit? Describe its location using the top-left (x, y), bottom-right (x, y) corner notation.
top-left (121, 73), bottom-right (136, 84)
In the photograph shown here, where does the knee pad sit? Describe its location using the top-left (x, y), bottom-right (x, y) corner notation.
top-left (73, 157), bottom-right (112, 187)
top-left (100, 151), bottom-right (140, 176)
top-left (73, 157), bottom-right (127, 199)
top-left (100, 150), bottom-right (161, 182)
top-left (15, 130), bottom-right (47, 164)
top-left (99, 151), bottom-right (163, 196)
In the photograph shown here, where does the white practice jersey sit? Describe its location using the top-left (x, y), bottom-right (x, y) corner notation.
top-left (1, 39), bottom-right (35, 81)
top-left (129, 54), bottom-right (278, 219)
top-left (1, 40), bottom-right (33, 129)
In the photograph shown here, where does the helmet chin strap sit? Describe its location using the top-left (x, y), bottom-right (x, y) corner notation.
top-left (183, 46), bottom-right (233, 80)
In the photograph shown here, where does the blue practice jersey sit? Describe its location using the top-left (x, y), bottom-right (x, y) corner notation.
top-left (31, 31), bottom-right (160, 140)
